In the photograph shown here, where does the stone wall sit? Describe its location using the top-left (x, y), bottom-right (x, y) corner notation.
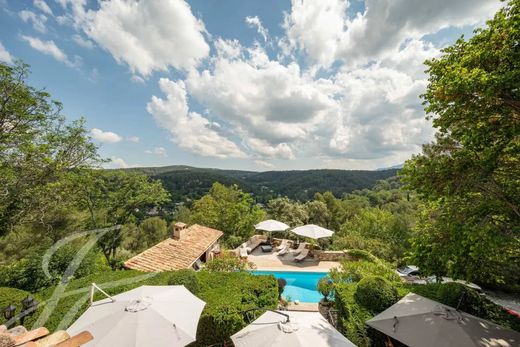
top-left (313, 250), bottom-right (355, 261)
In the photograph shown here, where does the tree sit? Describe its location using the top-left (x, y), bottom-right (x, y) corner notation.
top-left (0, 61), bottom-right (99, 235)
top-left (122, 217), bottom-right (167, 253)
top-left (402, 1), bottom-right (520, 287)
top-left (190, 183), bottom-right (265, 243)
top-left (333, 208), bottom-right (410, 261)
top-left (266, 197), bottom-right (308, 227)
top-left (71, 170), bottom-right (170, 265)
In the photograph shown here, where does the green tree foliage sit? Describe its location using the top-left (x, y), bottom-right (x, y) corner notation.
top-left (0, 62), bottom-right (99, 236)
top-left (402, 1), bottom-right (520, 287)
top-left (333, 208), bottom-right (410, 261)
top-left (190, 183), bottom-right (265, 244)
top-left (122, 217), bottom-right (168, 253)
top-left (266, 197), bottom-right (308, 227)
top-left (71, 170), bottom-right (169, 265)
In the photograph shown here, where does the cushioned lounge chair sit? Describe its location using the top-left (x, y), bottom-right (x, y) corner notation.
top-left (292, 242), bottom-right (307, 256)
top-left (274, 239), bottom-right (289, 251)
top-left (294, 248), bottom-right (309, 262)
top-left (277, 245), bottom-right (289, 256)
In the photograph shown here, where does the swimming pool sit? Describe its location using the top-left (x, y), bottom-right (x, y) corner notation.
top-left (250, 270), bottom-right (328, 303)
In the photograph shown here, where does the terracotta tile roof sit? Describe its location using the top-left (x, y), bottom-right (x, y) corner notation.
top-left (124, 224), bottom-right (223, 272)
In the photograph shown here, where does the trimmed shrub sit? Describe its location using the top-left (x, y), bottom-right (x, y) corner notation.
top-left (194, 271), bottom-right (278, 346)
top-left (0, 287), bottom-right (43, 328)
top-left (355, 276), bottom-right (399, 313)
top-left (167, 269), bottom-right (199, 294)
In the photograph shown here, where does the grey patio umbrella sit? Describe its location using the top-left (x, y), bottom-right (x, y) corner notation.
top-left (367, 293), bottom-right (520, 347)
top-left (231, 310), bottom-right (355, 347)
top-left (291, 224), bottom-right (334, 239)
top-left (67, 285), bottom-right (205, 347)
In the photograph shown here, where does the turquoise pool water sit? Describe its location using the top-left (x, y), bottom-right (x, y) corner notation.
top-left (251, 270), bottom-right (328, 303)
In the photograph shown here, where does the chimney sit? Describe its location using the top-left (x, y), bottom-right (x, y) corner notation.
top-left (172, 222), bottom-right (188, 240)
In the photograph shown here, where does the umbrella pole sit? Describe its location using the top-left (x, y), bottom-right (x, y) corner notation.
top-left (90, 283), bottom-right (115, 304)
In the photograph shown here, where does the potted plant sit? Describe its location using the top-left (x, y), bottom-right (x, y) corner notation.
top-left (317, 277), bottom-right (334, 307)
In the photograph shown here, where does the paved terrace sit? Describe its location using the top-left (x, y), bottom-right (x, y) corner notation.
top-left (247, 246), bottom-right (341, 272)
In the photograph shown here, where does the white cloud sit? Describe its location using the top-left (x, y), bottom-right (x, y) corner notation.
top-left (19, 10), bottom-right (48, 33)
top-left (21, 35), bottom-right (79, 67)
top-left (186, 41), bottom-right (338, 159)
top-left (89, 128), bottom-right (123, 143)
top-left (107, 156), bottom-right (129, 169)
top-left (0, 41), bottom-right (13, 64)
top-left (145, 147), bottom-right (167, 157)
top-left (255, 160), bottom-right (275, 170)
top-left (282, 0), bottom-right (348, 68)
top-left (104, 156), bottom-right (141, 169)
top-left (34, 0), bottom-right (53, 16)
top-left (147, 78), bottom-right (246, 159)
top-left (131, 75), bottom-right (145, 84)
top-left (72, 34), bottom-right (94, 49)
top-left (127, 136), bottom-right (140, 143)
top-left (82, 0), bottom-right (209, 76)
top-left (282, 0), bottom-right (502, 68)
top-left (245, 16), bottom-right (269, 43)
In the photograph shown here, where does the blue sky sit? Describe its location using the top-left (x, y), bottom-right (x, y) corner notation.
top-left (0, 0), bottom-right (502, 171)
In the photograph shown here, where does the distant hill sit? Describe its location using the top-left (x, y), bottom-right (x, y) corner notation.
top-left (126, 165), bottom-right (399, 204)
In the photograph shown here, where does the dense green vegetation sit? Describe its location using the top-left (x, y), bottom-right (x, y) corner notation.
top-left (132, 164), bottom-right (398, 205)
top-left (402, 0), bottom-right (520, 290)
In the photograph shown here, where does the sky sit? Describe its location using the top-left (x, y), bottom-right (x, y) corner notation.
top-left (0, 0), bottom-right (503, 171)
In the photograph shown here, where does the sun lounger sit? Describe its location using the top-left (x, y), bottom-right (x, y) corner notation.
top-left (239, 246), bottom-right (248, 258)
top-left (277, 245), bottom-right (289, 256)
top-left (292, 242), bottom-right (307, 256)
top-left (294, 248), bottom-right (309, 262)
top-left (274, 239), bottom-right (288, 251)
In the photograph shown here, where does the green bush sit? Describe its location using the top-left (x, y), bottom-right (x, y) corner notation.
top-left (194, 271), bottom-right (278, 346)
top-left (355, 276), bottom-right (399, 313)
top-left (336, 260), bottom-right (400, 283)
top-left (335, 283), bottom-right (372, 347)
top-left (167, 269), bottom-right (199, 294)
top-left (0, 287), bottom-right (43, 328)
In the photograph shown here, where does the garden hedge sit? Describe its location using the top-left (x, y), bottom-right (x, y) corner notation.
top-left (355, 276), bottom-right (399, 313)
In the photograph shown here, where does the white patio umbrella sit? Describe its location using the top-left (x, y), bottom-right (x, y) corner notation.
top-left (67, 285), bottom-right (205, 347)
top-left (255, 219), bottom-right (290, 232)
top-left (231, 310), bottom-right (355, 347)
top-left (291, 224), bottom-right (334, 239)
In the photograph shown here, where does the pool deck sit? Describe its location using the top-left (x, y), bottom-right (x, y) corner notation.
top-left (247, 247), bottom-right (341, 272)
